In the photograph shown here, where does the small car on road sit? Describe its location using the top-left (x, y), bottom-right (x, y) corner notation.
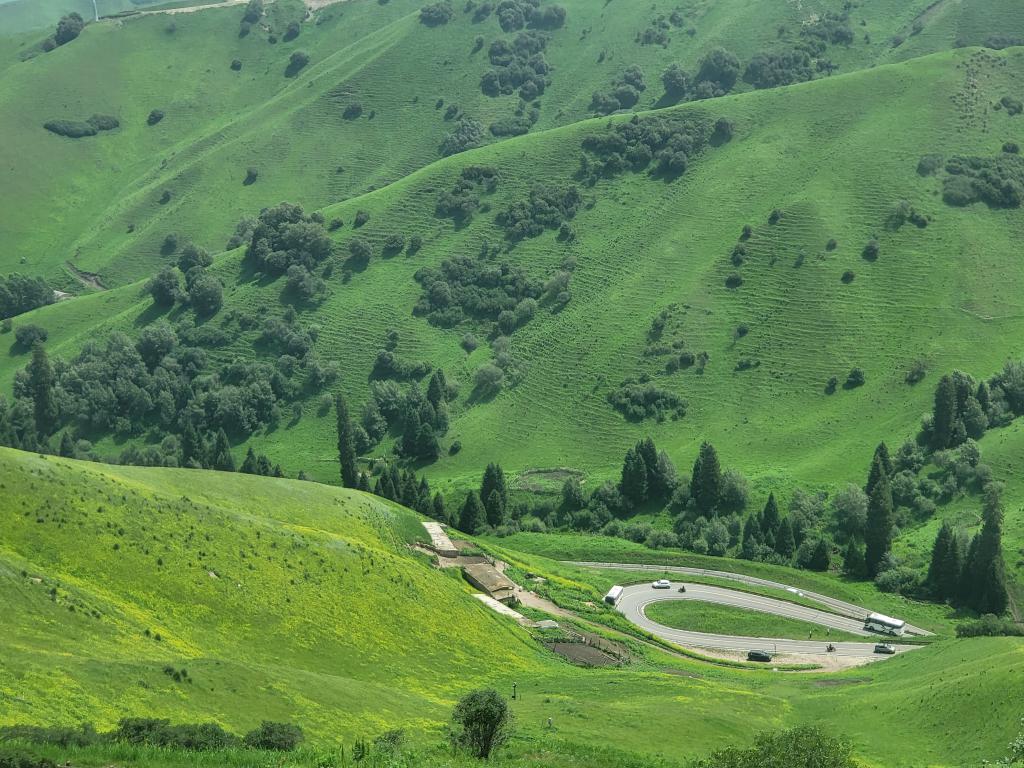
top-left (873, 643), bottom-right (897, 655)
top-left (652, 579), bottom-right (671, 589)
top-left (747, 650), bottom-right (774, 662)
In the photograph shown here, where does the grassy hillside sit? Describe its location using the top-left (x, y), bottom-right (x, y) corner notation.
top-left (0, 446), bottom-right (1021, 767)
top-left (2, 0), bottom-right (1008, 287)
top-left (8, 47), bottom-right (1024, 533)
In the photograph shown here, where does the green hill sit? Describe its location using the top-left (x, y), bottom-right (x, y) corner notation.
top-left (4, 0), bottom-right (1017, 287)
top-left (0, 446), bottom-right (1021, 767)
top-left (6, 45), bottom-right (1024, 593)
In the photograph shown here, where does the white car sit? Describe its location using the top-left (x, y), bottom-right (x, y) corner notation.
top-left (652, 579), bottom-right (671, 589)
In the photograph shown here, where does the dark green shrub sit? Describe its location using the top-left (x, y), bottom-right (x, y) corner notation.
top-left (285, 51), bottom-right (310, 77)
top-left (862, 239), bottom-right (880, 260)
top-left (230, 59), bottom-right (242, 71)
top-left (242, 722), bottom-right (303, 751)
top-left (419, 1), bottom-right (453, 26)
top-left (54, 12), bottom-right (84, 45)
top-left (147, 109), bottom-right (165, 126)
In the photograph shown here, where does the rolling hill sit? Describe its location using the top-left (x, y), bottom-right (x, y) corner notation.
top-left (0, 446), bottom-right (1021, 767)
top-left (5, 42), bottom-right (1024, 600)
top-left (3, 0), bottom-right (1018, 287)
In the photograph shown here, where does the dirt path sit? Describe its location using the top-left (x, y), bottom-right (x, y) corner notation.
top-left (65, 261), bottom-right (106, 291)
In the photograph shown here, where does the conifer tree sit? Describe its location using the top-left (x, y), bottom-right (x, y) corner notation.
top-left (432, 492), bottom-right (447, 523)
top-left (357, 472), bottom-right (371, 493)
top-left (865, 443), bottom-right (892, 498)
top-left (932, 374), bottom-right (957, 449)
top-left (240, 446), bottom-right (259, 474)
top-left (741, 516), bottom-right (761, 560)
top-left (58, 432), bottom-right (75, 459)
top-left (459, 491), bottom-right (485, 534)
top-left (28, 342), bottom-right (57, 437)
top-left (760, 492), bottom-right (781, 544)
top-left (690, 441), bottom-right (722, 513)
top-left (416, 423), bottom-right (440, 462)
top-left (962, 484), bottom-right (1010, 615)
top-left (774, 516), bottom-right (795, 559)
top-left (427, 368), bottom-right (448, 408)
top-left (210, 428), bottom-right (235, 472)
top-left (637, 438), bottom-right (662, 497)
top-left (926, 521), bottom-right (962, 601)
top-left (620, 447), bottom-right (648, 506)
top-left (485, 489), bottom-right (505, 528)
top-left (480, 463), bottom-right (508, 520)
top-left (842, 539), bottom-right (866, 578)
top-left (335, 393), bottom-right (358, 488)
top-left (864, 471), bottom-right (894, 576)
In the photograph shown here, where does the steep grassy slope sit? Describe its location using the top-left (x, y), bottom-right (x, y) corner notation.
top-left (2, 0), bottom-right (1006, 286)
top-left (0, 446), bottom-right (1021, 767)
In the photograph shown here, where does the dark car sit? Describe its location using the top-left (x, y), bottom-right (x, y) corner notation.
top-left (873, 643), bottom-right (897, 655)
top-left (747, 650), bottom-right (774, 662)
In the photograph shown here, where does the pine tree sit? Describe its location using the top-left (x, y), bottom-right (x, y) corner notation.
top-left (335, 394), bottom-right (358, 488)
top-left (976, 380), bottom-right (991, 413)
top-left (864, 471), bottom-right (894, 576)
top-left (964, 484), bottom-right (1010, 615)
top-left (427, 368), bottom-right (448, 408)
top-left (210, 428), bottom-right (235, 472)
top-left (357, 472), bottom-right (371, 493)
top-left (865, 443), bottom-right (892, 498)
top-left (416, 423), bottom-right (440, 462)
top-left (379, 469), bottom-right (398, 501)
top-left (842, 539), bottom-right (866, 578)
top-left (240, 446), bottom-right (259, 474)
top-left (760, 492), bottom-right (781, 543)
top-left (932, 374), bottom-right (957, 449)
top-left (28, 343), bottom-right (58, 437)
top-left (690, 441), bottom-right (722, 513)
top-left (388, 464), bottom-right (403, 503)
top-left (58, 432), bottom-right (75, 459)
top-left (480, 463), bottom-right (508, 521)
top-left (180, 421), bottom-right (204, 468)
top-left (402, 409), bottom-right (421, 458)
top-left (808, 538), bottom-right (831, 571)
top-left (432, 492), bottom-right (447, 523)
top-left (272, 464), bottom-right (284, 478)
top-left (741, 516), bottom-right (761, 560)
top-left (637, 437), bottom-right (662, 497)
top-left (926, 521), bottom-right (962, 601)
top-left (256, 454), bottom-right (272, 476)
top-left (620, 447), bottom-right (648, 506)
top-left (485, 489), bottom-right (505, 528)
top-left (774, 516), bottom-right (795, 559)
top-left (459, 492), bottom-right (485, 534)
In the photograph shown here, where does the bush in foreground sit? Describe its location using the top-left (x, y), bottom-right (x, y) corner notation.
top-left (449, 689), bottom-right (512, 760)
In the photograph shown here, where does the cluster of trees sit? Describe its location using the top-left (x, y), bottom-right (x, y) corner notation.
top-left (0, 719), bottom-right (302, 753)
top-left (336, 393), bottom-right (446, 512)
top-left (419, 1), bottom-right (454, 26)
top-left (471, 0), bottom-right (565, 32)
top-left (0, 312), bottom-right (341, 468)
top-left (590, 65), bottom-right (647, 115)
top-left (244, 203), bottom-right (333, 278)
top-left (926, 482), bottom-right (1009, 615)
top-left (40, 12), bottom-right (85, 51)
top-left (495, 183), bottom-right (581, 240)
top-left (578, 113), bottom-right (726, 183)
top-left (440, 118), bottom-right (486, 157)
top-left (44, 114), bottom-right (119, 139)
top-left (456, 462), bottom-right (511, 533)
top-left (942, 153), bottom-right (1024, 208)
top-left (0, 274), bottom-right (52, 320)
top-left (435, 165), bottom-right (499, 224)
top-left (922, 363), bottom-right (1024, 450)
top-left (146, 242), bottom-right (224, 316)
top-left (481, 31), bottom-right (550, 101)
top-left (607, 378), bottom-right (687, 422)
top-left (743, 48), bottom-right (815, 89)
top-left (413, 249), bottom-right (546, 332)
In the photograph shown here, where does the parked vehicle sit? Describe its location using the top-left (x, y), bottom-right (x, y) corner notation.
top-left (652, 579), bottom-right (671, 589)
top-left (873, 643), bottom-right (897, 655)
top-left (604, 585), bottom-right (624, 605)
top-left (747, 650), bottom-right (773, 662)
top-left (864, 612), bottom-right (906, 636)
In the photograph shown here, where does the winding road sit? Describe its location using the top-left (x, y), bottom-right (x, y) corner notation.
top-left (565, 562), bottom-right (930, 658)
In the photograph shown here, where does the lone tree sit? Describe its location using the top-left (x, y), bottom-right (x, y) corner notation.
top-left (690, 441), bottom-right (722, 513)
top-left (335, 394), bottom-right (358, 487)
top-left (450, 688), bottom-right (513, 760)
top-left (865, 442), bottom-right (892, 498)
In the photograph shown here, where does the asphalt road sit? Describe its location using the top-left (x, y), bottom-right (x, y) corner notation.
top-left (615, 582), bottom-right (919, 657)
top-left (566, 560), bottom-right (932, 636)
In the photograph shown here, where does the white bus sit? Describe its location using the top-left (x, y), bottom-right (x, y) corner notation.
top-left (864, 612), bottom-right (906, 636)
top-left (604, 585), bottom-right (624, 606)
